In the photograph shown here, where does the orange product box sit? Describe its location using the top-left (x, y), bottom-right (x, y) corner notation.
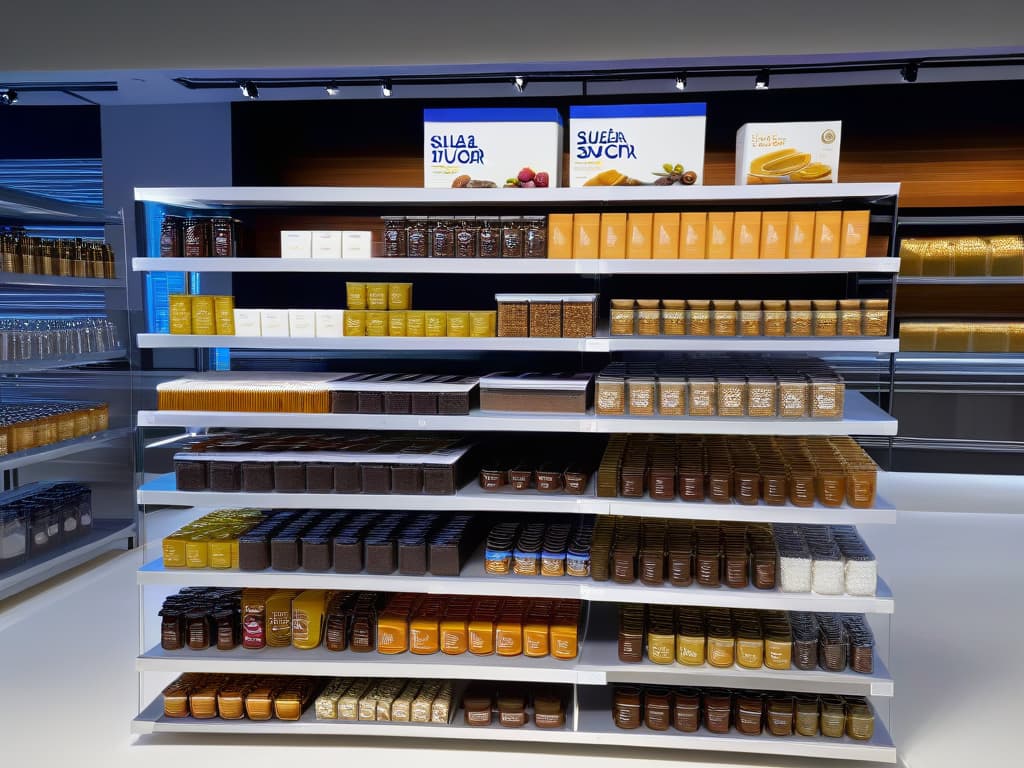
top-left (814, 211), bottom-right (842, 258)
top-left (840, 210), bottom-right (871, 258)
top-left (706, 212), bottom-right (734, 259)
top-left (600, 213), bottom-right (627, 259)
top-left (679, 212), bottom-right (707, 259)
top-left (787, 211), bottom-right (815, 259)
top-left (652, 213), bottom-right (681, 259)
top-left (573, 213), bottom-right (600, 260)
top-left (627, 213), bottom-right (653, 259)
top-left (546, 214), bottom-right (574, 259)
top-left (732, 211), bottom-right (762, 259)
top-left (760, 212), bottom-right (789, 259)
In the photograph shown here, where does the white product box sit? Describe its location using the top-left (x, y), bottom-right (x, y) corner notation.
top-left (260, 309), bottom-right (290, 337)
top-left (569, 103), bottom-right (707, 187)
top-left (311, 231), bottom-right (343, 260)
top-left (288, 309), bottom-right (316, 337)
top-left (341, 231), bottom-right (373, 259)
top-left (423, 107), bottom-right (562, 188)
top-left (233, 309), bottom-right (262, 336)
top-left (736, 121), bottom-right (842, 184)
top-left (281, 230), bottom-right (312, 259)
top-left (314, 310), bottom-right (344, 338)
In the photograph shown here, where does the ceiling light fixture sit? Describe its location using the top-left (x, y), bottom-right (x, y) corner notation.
top-left (513, 75), bottom-right (525, 93)
top-left (755, 70), bottom-right (770, 90)
top-left (901, 61), bottom-right (920, 83)
top-left (381, 80), bottom-right (393, 97)
top-left (0, 89), bottom-right (17, 105)
top-left (239, 81), bottom-right (259, 99)
top-left (674, 76), bottom-right (687, 91)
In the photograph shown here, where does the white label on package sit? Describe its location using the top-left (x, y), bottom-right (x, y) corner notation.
top-left (569, 103), bottom-right (707, 187)
top-left (423, 107), bottom-right (562, 189)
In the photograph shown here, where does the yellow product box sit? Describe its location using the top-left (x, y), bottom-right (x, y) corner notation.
top-left (343, 310), bottom-right (366, 336)
top-left (732, 212), bottom-right (761, 259)
top-left (388, 283), bottom-right (412, 310)
top-left (736, 121), bottom-right (841, 184)
top-left (840, 210), bottom-right (871, 258)
top-left (546, 214), bottom-right (574, 259)
top-left (425, 311), bottom-right (447, 337)
top-left (626, 213), bottom-right (653, 259)
top-left (405, 311), bottom-right (426, 337)
top-left (787, 211), bottom-right (815, 259)
top-left (365, 311), bottom-right (389, 336)
top-left (679, 213), bottom-right (707, 259)
top-left (573, 213), bottom-right (600, 259)
top-left (760, 212), bottom-right (789, 260)
top-left (813, 211), bottom-right (843, 258)
top-left (447, 311), bottom-right (470, 337)
top-left (169, 294), bottom-right (192, 335)
top-left (191, 295), bottom-right (216, 335)
top-left (600, 213), bottom-right (627, 259)
top-left (388, 311), bottom-right (407, 337)
top-left (345, 282), bottom-right (366, 310)
top-left (214, 296), bottom-right (235, 335)
top-left (365, 283), bottom-right (389, 311)
top-left (706, 212), bottom-right (734, 259)
top-left (469, 311), bottom-right (496, 337)
top-left (652, 213), bottom-right (680, 259)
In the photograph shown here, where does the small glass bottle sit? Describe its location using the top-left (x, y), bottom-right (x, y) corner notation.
top-left (500, 216), bottom-right (524, 258)
top-left (454, 217), bottom-right (479, 258)
top-left (430, 216), bottom-right (455, 258)
top-left (478, 217), bottom-right (501, 258)
top-left (383, 216), bottom-right (407, 258)
top-left (406, 216), bottom-right (429, 258)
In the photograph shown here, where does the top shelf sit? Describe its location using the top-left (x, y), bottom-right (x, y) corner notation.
top-left (134, 183), bottom-right (901, 209)
top-left (0, 187), bottom-right (122, 226)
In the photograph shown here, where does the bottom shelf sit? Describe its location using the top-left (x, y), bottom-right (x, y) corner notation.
top-left (132, 689), bottom-right (896, 763)
top-left (0, 518), bottom-right (135, 601)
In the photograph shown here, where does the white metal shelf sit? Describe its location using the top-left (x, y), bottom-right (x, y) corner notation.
top-left (0, 427), bottom-right (133, 472)
top-left (0, 187), bottom-right (122, 225)
top-left (137, 333), bottom-right (900, 354)
top-left (136, 549), bottom-right (894, 614)
top-left (0, 518), bottom-right (135, 601)
top-left (132, 256), bottom-right (901, 275)
top-left (0, 273), bottom-right (124, 289)
top-left (136, 472), bottom-right (898, 525)
top-left (131, 695), bottom-right (897, 763)
top-left (0, 349), bottom-right (126, 374)
top-left (137, 390), bottom-right (897, 436)
top-left (134, 183), bottom-right (901, 209)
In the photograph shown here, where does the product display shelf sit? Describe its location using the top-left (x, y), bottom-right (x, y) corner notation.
top-left (133, 257), bottom-right (901, 275)
top-left (136, 473), bottom-right (898, 525)
top-left (0, 517), bottom-right (135, 601)
top-left (136, 390), bottom-right (896, 436)
top-left (0, 186), bottom-right (123, 225)
top-left (0, 349), bottom-right (127, 374)
top-left (137, 602), bottom-right (893, 696)
top-left (131, 694), bottom-right (896, 763)
top-left (897, 276), bottom-right (1024, 285)
top-left (0, 273), bottom-right (124, 289)
top-left (136, 549), bottom-right (894, 614)
top-left (0, 427), bottom-right (133, 472)
top-left (137, 333), bottom-right (900, 354)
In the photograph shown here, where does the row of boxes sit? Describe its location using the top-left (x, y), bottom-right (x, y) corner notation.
top-left (546, 211), bottom-right (870, 260)
top-left (281, 231), bottom-right (373, 260)
top-left (233, 309), bottom-right (345, 338)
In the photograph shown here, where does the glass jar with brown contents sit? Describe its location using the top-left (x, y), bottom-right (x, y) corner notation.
top-left (430, 216), bottom-right (456, 258)
top-left (716, 377), bottom-right (746, 417)
top-left (838, 299), bottom-right (862, 336)
top-left (862, 299), bottom-right (890, 336)
top-left (688, 377), bottom-right (716, 417)
top-left (627, 377), bottom-right (657, 416)
top-left (383, 216), bottom-right (407, 258)
top-left (811, 376), bottom-right (845, 418)
top-left (500, 217), bottom-right (524, 258)
top-left (454, 217), bottom-right (479, 258)
top-left (596, 375), bottom-right (626, 416)
top-left (405, 217), bottom-right (429, 258)
top-left (661, 300), bottom-right (686, 335)
top-left (523, 216), bottom-right (547, 258)
top-left (658, 377), bottom-right (686, 416)
top-left (687, 300), bottom-right (711, 336)
top-left (788, 300), bottom-right (812, 336)
top-left (496, 295), bottom-right (529, 337)
top-left (528, 298), bottom-right (562, 337)
top-left (813, 299), bottom-right (838, 336)
top-left (610, 299), bottom-right (636, 336)
top-left (563, 295), bottom-right (598, 338)
top-left (712, 299), bottom-right (737, 336)
top-left (738, 300), bottom-right (763, 336)
top-left (746, 377), bottom-right (778, 417)
top-left (636, 300), bottom-right (661, 336)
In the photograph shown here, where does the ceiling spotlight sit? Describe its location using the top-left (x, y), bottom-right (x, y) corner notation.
top-left (674, 76), bottom-right (687, 91)
top-left (325, 82), bottom-right (341, 96)
top-left (901, 61), bottom-right (920, 83)
top-left (755, 70), bottom-right (770, 90)
top-left (239, 81), bottom-right (258, 99)
top-left (513, 75), bottom-right (525, 93)
top-left (0, 89), bottom-right (17, 105)
top-left (381, 80), bottom-right (393, 97)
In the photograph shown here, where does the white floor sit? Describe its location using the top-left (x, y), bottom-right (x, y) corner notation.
top-left (1, 472), bottom-right (1022, 768)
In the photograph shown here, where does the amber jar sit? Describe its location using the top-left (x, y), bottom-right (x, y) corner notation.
top-left (661, 300), bottom-right (686, 335)
top-left (738, 300), bottom-right (763, 336)
top-left (687, 300), bottom-right (711, 335)
top-left (788, 300), bottom-right (812, 336)
top-left (406, 217), bottom-right (429, 258)
top-left (673, 688), bottom-right (701, 732)
top-left (430, 217), bottom-right (456, 258)
top-left (453, 217), bottom-right (479, 259)
top-left (644, 689), bottom-right (672, 731)
top-left (383, 216), bottom-right (407, 257)
top-left (795, 696), bottom-right (820, 736)
top-left (613, 687), bottom-right (642, 729)
top-left (712, 299), bottom-right (737, 336)
top-left (735, 694), bottom-right (764, 735)
top-left (863, 299), bottom-right (890, 336)
top-left (763, 300), bottom-right (788, 336)
top-left (703, 692), bottom-right (732, 734)
top-left (820, 697), bottom-right (846, 738)
top-left (767, 696), bottom-right (794, 736)
top-left (610, 299), bottom-right (636, 336)
top-left (838, 299), bottom-right (863, 336)
top-left (637, 300), bottom-right (661, 336)
top-left (813, 299), bottom-right (838, 336)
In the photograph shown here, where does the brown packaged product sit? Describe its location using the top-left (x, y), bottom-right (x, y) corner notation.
top-left (274, 462), bottom-right (306, 492)
top-left (529, 298), bottom-right (562, 337)
top-left (610, 299), bottom-right (636, 336)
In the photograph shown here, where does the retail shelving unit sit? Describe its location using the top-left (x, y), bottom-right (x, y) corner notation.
top-left (131, 183), bottom-right (900, 762)
top-left (0, 188), bottom-right (135, 599)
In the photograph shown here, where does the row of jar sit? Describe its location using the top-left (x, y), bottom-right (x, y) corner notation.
top-left (383, 216), bottom-right (548, 259)
top-left (610, 299), bottom-right (890, 337)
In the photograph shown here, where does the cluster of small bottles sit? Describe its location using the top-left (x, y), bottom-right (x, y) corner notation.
top-left (0, 231), bottom-right (116, 278)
